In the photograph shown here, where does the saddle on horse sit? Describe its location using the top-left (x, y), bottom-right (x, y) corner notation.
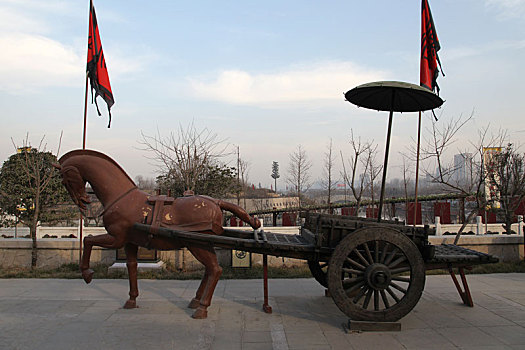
top-left (145, 191), bottom-right (224, 239)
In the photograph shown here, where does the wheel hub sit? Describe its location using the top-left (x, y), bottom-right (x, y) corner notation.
top-left (365, 263), bottom-right (392, 290)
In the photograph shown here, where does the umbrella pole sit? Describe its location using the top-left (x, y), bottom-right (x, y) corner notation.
top-left (413, 111), bottom-right (422, 228)
top-left (377, 105), bottom-right (395, 222)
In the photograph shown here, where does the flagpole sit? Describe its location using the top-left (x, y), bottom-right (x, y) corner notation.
top-left (82, 73), bottom-right (89, 149)
top-left (79, 0), bottom-right (92, 266)
top-left (413, 111), bottom-right (422, 228)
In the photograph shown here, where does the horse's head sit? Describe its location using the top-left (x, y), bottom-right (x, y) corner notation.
top-left (54, 164), bottom-right (91, 210)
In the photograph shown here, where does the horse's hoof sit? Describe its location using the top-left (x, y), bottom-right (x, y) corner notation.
top-left (81, 269), bottom-right (94, 284)
top-left (191, 307), bottom-right (208, 319)
top-left (188, 298), bottom-right (200, 309)
top-left (123, 299), bottom-right (138, 309)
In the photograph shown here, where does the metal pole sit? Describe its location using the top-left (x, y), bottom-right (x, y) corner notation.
top-left (237, 146), bottom-right (240, 206)
top-left (262, 254), bottom-right (272, 313)
top-left (413, 111), bottom-right (422, 227)
top-left (82, 73), bottom-right (89, 149)
top-left (79, 73), bottom-right (89, 266)
top-left (15, 212), bottom-right (18, 238)
top-left (377, 91), bottom-right (396, 222)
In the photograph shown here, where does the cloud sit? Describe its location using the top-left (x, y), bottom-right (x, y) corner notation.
top-left (187, 61), bottom-right (387, 106)
top-left (0, 33), bottom-right (84, 92)
top-left (485, 0), bottom-right (525, 19)
top-left (443, 39), bottom-right (525, 61)
top-left (0, 1), bottom-right (156, 93)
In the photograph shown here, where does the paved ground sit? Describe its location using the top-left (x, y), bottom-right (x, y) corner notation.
top-left (1, 274), bottom-right (525, 349)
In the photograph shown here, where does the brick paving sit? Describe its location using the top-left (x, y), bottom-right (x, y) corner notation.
top-left (0, 274), bottom-right (524, 349)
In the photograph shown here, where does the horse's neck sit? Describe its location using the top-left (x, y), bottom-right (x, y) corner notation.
top-left (78, 157), bottom-right (135, 207)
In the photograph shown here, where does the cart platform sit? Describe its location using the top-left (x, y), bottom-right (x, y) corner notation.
top-left (132, 216), bottom-right (499, 322)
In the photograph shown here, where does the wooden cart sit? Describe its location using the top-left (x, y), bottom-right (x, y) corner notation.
top-left (134, 212), bottom-right (498, 322)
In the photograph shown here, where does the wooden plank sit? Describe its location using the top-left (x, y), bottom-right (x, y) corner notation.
top-left (300, 228), bottom-right (316, 245)
top-left (133, 223), bottom-right (316, 260)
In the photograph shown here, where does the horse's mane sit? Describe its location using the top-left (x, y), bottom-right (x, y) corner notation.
top-left (59, 149), bottom-right (136, 185)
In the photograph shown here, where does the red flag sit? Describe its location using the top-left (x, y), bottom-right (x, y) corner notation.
top-left (420, 0), bottom-right (443, 93)
top-left (87, 0), bottom-right (114, 128)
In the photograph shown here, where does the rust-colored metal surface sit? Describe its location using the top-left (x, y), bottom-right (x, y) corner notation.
top-left (56, 149), bottom-right (260, 319)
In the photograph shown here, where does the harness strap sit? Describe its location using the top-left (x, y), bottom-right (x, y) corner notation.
top-left (98, 186), bottom-right (138, 217)
top-left (147, 195), bottom-right (175, 236)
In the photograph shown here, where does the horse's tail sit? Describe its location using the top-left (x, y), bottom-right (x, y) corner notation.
top-left (217, 200), bottom-right (261, 229)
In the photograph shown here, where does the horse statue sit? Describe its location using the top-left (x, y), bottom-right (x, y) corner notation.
top-left (54, 149), bottom-right (260, 319)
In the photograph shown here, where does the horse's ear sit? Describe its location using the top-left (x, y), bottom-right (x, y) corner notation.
top-left (52, 163), bottom-right (62, 170)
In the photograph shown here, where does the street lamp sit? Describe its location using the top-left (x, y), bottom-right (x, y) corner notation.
top-left (15, 204), bottom-right (26, 238)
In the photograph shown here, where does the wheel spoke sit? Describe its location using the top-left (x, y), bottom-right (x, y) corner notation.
top-left (353, 247), bottom-right (370, 267)
top-left (390, 266), bottom-right (411, 275)
top-left (390, 281), bottom-right (408, 294)
top-left (342, 268), bottom-right (364, 275)
top-left (342, 276), bottom-right (364, 286)
top-left (363, 289), bottom-right (373, 309)
top-left (380, 290), bottom-right (390, 309)
top-left (374, 290), bottom-right (380, 311)
top-left (384, 247), bottom-right (398, 265)
top-left (328, 229), bottom-right (426, 322)
top-left (391, 276), bottom-right (411, 283)
top-left (363, 242), bottom-right (374, 264)
top-left (386, 286), bottom-right (401, 303)
top-left (353, 286), bottom-right (368, 303)
top-left (380, 242), bottom-right (390, 264)
top-left (345, 281), bottom-right (365, 296)
top-left (388, 255), bottom-right (407, 269)
top-left (345, 257), bottom-right (366, 271)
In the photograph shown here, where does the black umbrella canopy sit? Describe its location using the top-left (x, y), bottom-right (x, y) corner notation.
top-left (344, 81), bottom-right (443, 113)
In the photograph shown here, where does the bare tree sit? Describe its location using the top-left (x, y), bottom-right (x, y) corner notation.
top-left (365, 142), bottom-right (383, 213)
top-left (135, 175), bottom-right (156, 191)
top-left (340, 130), bottom-right (371, 214)
top-left (321, 138), bottom-right (337, 213)
top-left (401, 155), bottom-right (413, 201)
top-left (287, 145), bottom-right (312, 209)
top-left (400, 153), bottom-right (413, 222)
top-left (238, 157), bottom-right (251, 209)
top-left (139, 121), bottom-right (230, 194)
top-left (420, 113), bottom-right (508, 242)
top-left (488, 143), bottom-right (525, 234)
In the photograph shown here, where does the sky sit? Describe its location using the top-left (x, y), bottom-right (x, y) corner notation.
top-left (1, 0), bottom-right (524, 190)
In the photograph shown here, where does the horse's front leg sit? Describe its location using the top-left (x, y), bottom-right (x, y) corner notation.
top-left (123, 243), bottom-right (139, 309)
top-left (187, 245), bottom-right (222, 319)
top-left (80, 233), bottom-right (123, 284)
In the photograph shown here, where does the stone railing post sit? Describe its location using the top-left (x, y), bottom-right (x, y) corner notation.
top-left (435, 216), bottom-right (442, 236)
top-left (476, 216), bottom-right (483, 235)
top-left (518, 215), bottom-right (523, 236)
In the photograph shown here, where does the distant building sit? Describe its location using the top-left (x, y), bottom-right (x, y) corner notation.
top-left (453, 153), bottom-right (473, 183)
top-left (223, 196), bottom-right (299, 212)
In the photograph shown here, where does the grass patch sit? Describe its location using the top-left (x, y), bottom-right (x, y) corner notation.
top-left (0, 263), bottom-right (312, 280)
top-left (1, 261), bottom-right (524, 280)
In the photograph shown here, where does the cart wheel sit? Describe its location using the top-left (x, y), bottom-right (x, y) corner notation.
top-left (308, 259), bottom-right (329, 288)
top-left (328, 227), bottom-right (425, 322)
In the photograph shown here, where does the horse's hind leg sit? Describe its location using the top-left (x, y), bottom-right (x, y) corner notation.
top-left (188, 271), bottom-right (207, 309)
top-left (81, 233), bottom-right (123, 283)
top-left (124, 243), bottom-right (139, 309)
top-left (187, 245), bottom-right (222, 319)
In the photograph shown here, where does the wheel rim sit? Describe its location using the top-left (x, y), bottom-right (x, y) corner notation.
top-left (328, 228), bottom-right (425, 322)
top-left (308, 259), bottom-right (329, 288)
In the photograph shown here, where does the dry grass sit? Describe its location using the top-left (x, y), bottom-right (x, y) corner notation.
top-left (0, 262), bottom-right (313, 280)
top-left (1, 261), bottom-right (524, 280)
